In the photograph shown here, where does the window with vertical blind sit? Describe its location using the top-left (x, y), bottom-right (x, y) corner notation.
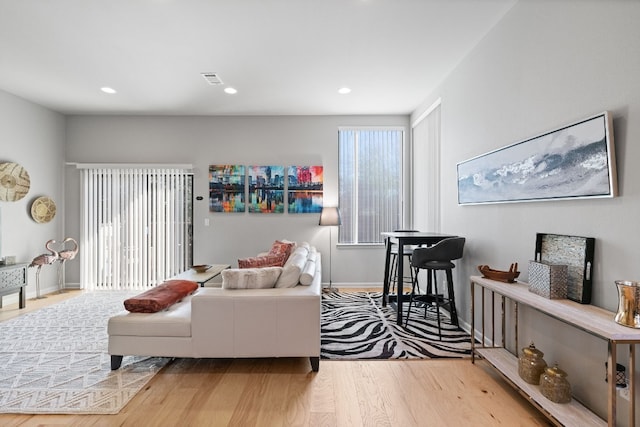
top-left (79, 167), bottom-right (193, 290)
top-left (338, 127), bottom-right (404, 244)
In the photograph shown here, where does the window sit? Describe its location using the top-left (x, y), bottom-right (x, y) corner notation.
top-left (338, 127), bottom-right (404, 244)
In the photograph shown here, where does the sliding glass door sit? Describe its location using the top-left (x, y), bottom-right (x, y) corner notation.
top-left (79, 168), bottom-right (193, 290)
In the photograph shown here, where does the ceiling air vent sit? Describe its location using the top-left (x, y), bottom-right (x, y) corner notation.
top-left (201, 72), bottom-right (223, 85)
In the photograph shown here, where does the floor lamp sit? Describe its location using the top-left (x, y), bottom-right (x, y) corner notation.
top-left (319, 206), bottom-right (341, 289)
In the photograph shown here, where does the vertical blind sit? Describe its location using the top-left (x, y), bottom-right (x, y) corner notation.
top-left (339, 128), bottom-right (403, 244)
top-left (80, 167), bottom-right (193, 290)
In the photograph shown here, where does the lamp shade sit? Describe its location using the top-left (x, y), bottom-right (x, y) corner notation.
top-left (319, 206), bottom-right (341, 226)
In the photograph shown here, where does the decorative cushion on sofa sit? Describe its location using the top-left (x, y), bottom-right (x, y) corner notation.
top-left (299, 249), bottom-right (318, 285)
top-left (293, 244), bottom-right (309, 259)
top-left (298, 241), bottom-right (311, 251)
top-left (275, 247), bottom-right (309, 288)
top-left (268, 240), bottom-right (296, 260)
top-left (238, 253), bottom-right (287, 268)
top-left (222, 267), bottom-right (283, 289)
top-left (124, 279), bottom-right (199, 313)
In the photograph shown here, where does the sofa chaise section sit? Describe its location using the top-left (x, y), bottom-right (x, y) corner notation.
top-left (108, 253), bottom-right (321, 372)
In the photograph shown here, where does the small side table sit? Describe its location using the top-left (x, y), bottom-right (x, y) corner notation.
top-left (173, 264), bottom-right (230, 287)
top-left (0, 263), bottom-right (28, 309)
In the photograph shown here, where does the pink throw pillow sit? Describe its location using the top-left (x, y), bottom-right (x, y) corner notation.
top-left (268, 240), bottom-right (295, 260)
top-left (238, 254), bottom-right (287, 268)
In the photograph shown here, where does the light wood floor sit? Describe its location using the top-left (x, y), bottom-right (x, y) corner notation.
top-left (0, 290), bottom-right (551, 426)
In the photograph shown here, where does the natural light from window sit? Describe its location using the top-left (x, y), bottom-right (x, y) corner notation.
top-left (338, 127), bottom-right (404, 245)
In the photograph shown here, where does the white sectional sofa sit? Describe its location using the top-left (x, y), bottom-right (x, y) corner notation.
top-left (108, 244), bottom-right (322, 372)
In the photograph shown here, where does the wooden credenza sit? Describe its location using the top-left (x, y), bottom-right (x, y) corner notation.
top-left (470, 275), bottom-right (640, 427)
top-left (0, 263), bottom-right (28, 309)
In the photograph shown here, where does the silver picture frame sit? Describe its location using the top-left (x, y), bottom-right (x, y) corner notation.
top-left (457, 111), bottom-right (618, 205)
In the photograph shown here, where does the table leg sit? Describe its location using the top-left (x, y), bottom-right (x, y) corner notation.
top-left (396, 240), bottom-right (404, 325)
top-left (19, 287), bottom-right (26, 309)
top-left (382, 237), bottom-right (392, 307)
top-left (471, 280), bottom-right (475, 363)
top-left (629, 344), bottom-right (635, 427)
top-left (608, 341), bottom-right (617, 427)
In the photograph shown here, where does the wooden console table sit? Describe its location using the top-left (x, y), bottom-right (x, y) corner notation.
top-left (0, 263), bottom-right (28, 309)
top-left (470, 275), bottom-right (640, 427)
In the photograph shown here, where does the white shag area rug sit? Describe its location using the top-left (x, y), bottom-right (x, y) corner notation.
top-left (0, 291), bottom-right (169, 414)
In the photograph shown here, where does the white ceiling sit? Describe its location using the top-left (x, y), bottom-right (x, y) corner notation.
top-left (0, 0), bottom-right (516, 116)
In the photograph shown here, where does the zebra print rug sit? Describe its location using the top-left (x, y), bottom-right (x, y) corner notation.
top-left (321, 291), bottom-right (472, 359)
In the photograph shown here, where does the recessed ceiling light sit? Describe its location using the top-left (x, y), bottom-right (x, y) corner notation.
top-left (224, 87), bottom-right (238, 94)
top-left (338, 87), bottom-right (351, 95)
top-left (101, 87), bottom-right (117, 94)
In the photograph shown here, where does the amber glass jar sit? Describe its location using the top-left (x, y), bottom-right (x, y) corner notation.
top-left (540, 364), bottom-right (571, 403)
top-left (518, 342), bottom-right (547, 385)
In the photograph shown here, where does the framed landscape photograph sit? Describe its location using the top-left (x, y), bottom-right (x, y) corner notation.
top-left (457, 112), bottom-right (617, 205)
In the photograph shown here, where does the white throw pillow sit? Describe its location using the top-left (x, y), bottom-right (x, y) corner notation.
top-left (275, 248), bottom-right (308, 288)
top-left (222, 267), bottom-right (283, 289)
top-left (299, 259), bottom-right (316, 285)
top-left (299, 241), bottom-right (311, 251)
top-left (291, 244), bottom-right (309, 260)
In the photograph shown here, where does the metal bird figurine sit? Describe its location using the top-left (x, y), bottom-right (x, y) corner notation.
top-left (56, 237), bottom-right (78, 292)
top-left (29, 239), bottom-right (59, 299)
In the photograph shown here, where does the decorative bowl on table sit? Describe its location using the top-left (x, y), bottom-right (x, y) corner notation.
top-left (191, 264), bottom-right (211, 273)
top-left (478, 263), bottom-right (520, 283)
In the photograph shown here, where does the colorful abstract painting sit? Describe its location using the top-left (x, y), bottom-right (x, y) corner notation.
top-left (209, 165), bottom-right (246, 212)
top-left (248, 165), bottom-right (284, 213)
top-left (287, 165), bottom-right (323, 213)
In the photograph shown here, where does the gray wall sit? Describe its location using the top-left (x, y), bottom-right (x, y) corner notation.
top-left (411, 0), bottom-right (640, 421)
top-left (64, 115), bottom-right (409, 287)
top-left (0, 90), bottom-right (66, 299)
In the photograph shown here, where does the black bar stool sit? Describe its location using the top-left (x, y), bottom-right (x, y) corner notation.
top-left (405, 237), bottom-right (465, 339)
top-left (388, 230), bottom-right (419, 295)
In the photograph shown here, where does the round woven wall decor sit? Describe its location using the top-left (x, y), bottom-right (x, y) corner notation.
top-left (0, 162), bottom-right (30, 202)
top-left (31, 196), bottom-right (57, 223)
